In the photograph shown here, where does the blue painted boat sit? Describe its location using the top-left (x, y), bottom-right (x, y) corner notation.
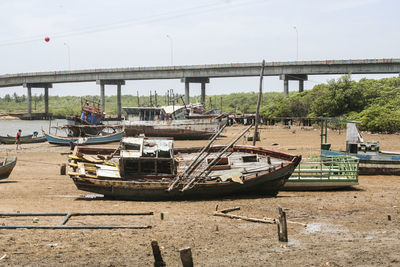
top-left (319, 117), bottom-right (400, 175)
top-left (42, 130), bottom-right (124, 146)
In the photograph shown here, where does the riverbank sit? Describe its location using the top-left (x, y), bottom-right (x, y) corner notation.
top-left (0, 125), bottom-right (399, 266)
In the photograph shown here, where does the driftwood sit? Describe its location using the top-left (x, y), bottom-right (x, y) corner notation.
top-left (213, 206), bottom-right (307, 227)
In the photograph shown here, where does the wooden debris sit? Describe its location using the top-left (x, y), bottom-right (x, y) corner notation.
top-left (151, 240), bottom-right (166, 267)
top-left (180, 247), bottom-right (194, 267)
top-left (277, 207), bottom-right (288, 242)
top-left (219, 206), bottom-right (241, 214)
top-left (214, 212), bottom-right (276, 224)
top-left (60, 163), bottom-right (66, 175)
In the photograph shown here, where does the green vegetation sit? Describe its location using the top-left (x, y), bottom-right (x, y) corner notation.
top-left (1, 75), bottom-right (400, 132)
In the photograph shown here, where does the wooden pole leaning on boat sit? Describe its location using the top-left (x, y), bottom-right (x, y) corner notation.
top-left (181, 124), bottom-right (253, 191)
top-left (167, 124), bottom-right (227, 191)
top-left (253, 59), bottom-right (265, 146)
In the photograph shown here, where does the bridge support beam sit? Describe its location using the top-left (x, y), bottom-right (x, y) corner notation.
top-left (181, 77), bottom-right (210, 106)
top-left (27, 86), bottom-right (32, 116)
top-left (280, 74), bottom-right (308, 97)
top-left (23, 83), bottom-right (53, 117)
top-left (96, 80), bottom-right (125, 119)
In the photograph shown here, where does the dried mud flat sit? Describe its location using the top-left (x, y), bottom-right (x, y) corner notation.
top-left (0, 125), bottom-right (399, 266)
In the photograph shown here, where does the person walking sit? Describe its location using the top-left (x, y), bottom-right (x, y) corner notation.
top-left (15, 129), bottom-right (22, 150)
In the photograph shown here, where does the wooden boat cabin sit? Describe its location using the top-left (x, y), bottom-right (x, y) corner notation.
top-left (118, 137), bottom-right (176, 178)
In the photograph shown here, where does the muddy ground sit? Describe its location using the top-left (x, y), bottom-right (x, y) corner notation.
top-left (0, 125), bottom-right (399, 266)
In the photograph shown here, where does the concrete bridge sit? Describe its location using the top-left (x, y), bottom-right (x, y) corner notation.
top-left (0, 58), bottom-right (399, 118)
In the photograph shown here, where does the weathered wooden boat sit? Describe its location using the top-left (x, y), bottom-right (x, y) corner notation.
top-left (319, 117), bottom-right (400, 175)
top-left (43, 130), bottom-right (125, 146)
top-left (0, 157), bottom-right (17, 179)
top-left (284, 155), bottom-right (359, 190)
top-left (66, 98), bottom-right (103, 127)
top-left (123, 105), bottom-right (226, 140)
top-left (0, 134), bottom-right (46, 144)
top-left (67, 136), bottom-right (301, 200)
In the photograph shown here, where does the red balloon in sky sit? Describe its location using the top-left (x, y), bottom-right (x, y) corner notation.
top-left (44, 37), bottom-right (50, 42)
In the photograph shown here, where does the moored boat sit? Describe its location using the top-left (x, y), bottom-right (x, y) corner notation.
top-left (123, 105), bottom-right (226, 140)
top-left (320, 117), bottom-right (400, 175)
top-left (0, 157), bottom-right (17, 179)
top-left (0, 134), bottom-right (46, 144)
top-left (43, 130), bottom-right (124, 146)
top-left (67, 136), bottom-right (301, 200)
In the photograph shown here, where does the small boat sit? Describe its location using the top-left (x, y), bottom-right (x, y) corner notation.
top-left (0, 157), bottom-right (17, 179)
top-left (284, 155), bottom-right (359, 190)
top-left (0, 134), bottom-right (46, 144)
top-left (123, 105), bottom-right (226, 140)
top-left (43, 130), bottom-right (125, 146)
top-left (319, 117), bottom-right (400, 175)
top-left (67, 136), bottom-right (301, 200)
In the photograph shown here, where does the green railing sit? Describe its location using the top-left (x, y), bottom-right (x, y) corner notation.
top-left (291, 155), bottom-right (359, 181)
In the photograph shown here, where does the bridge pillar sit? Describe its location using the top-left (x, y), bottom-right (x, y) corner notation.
top-left (27, 86), bottom-right (32, 116)
top-left (185, 81), bottom-right (190, 105)
top-left (44, 86), bottom-right (49, 114)
top-left (97, 80), bottom-right (125, 119)
top-left (181, 77), bottom-right (210, 106)
top-left (201, 82), bottom-right (206, 106)
top-left (23, 83), bottom-right (53, 117)
top-left (280, 74), bottom-right (308, 97)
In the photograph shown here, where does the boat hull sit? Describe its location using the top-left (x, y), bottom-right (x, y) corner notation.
top-left (321, 149), bottom-right (400, 175)
top-left (0, 136), bottom-right (46, 144)
top-left (0, 157), bottom-right (17, 179)
top-left (43, 131), bottom-right (125, 146)
top-left (72, 165), bottom-right (294, 200)
top-left (124, 119), bottom-right (221, 140)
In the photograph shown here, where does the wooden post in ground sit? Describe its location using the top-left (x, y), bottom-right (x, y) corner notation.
top-left (180, 247), bottom-right (193, 267)
top-left (151, 240), bottom-right (166, 267)
top-left (277, 207), bottom-right (288, 242)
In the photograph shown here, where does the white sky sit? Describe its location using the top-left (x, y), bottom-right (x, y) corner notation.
top-left (0, 0), bottom-right (399, 97)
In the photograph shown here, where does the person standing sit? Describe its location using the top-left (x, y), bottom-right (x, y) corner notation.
top-left (15, 129), bottom-right (22, 150)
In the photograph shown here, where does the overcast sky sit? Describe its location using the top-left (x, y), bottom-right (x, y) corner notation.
top-left (0, 0), bottom-right (399, 97)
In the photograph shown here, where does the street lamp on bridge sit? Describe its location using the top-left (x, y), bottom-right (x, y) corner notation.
top-left (166, 35), bottom-right (173, 66)
top-left (293, 26), bottom-right (298, 61)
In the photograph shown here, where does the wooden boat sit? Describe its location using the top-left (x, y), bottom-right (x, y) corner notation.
top-left (0, 157), bottom-right (17, 179)
top-left (123, 105), bottom-right (226, 140)
top-left (0, 134), bottom-right (46, 144)
top-left (67, 137), bottom-right (301, 200)
top-left (284, 155), bottom-right (359, 190)
top-left (66, 98), bottom-right (103, 128)
top-left (43, 130), bottom-right (124, 146)
top-left (319, 117), bottom-right (400, 175)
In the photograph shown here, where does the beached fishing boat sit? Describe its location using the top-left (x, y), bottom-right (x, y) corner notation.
top-left (43, 130), bottom-right (124, 146)
top-left (284, 155), bottom-right (359, 190)
top-left (66, 98), bottom-right (103, 127)
top-left (0, 157), bottom-right (17, 179)
top-left (123, 105), bottom-right (226, 140)
top-left (0, 134), bottom-right (46, 144)
top-left (320, 117), bottom-right (400, 175)
top-left (67, 134), bottom-right (301, 200)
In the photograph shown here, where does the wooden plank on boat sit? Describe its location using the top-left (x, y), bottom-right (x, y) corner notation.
top-left (82, 154), bottom-right (104, 164)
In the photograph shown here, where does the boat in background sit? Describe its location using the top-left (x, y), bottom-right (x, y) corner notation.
top-left (67, 136), bottom-right (301, 200)
top-left (284, 155), bottom-right (359, 190)
top-left (43, 130), bottom-right (124, 146)
top-left (0, 157), bottom-right (17, 179)
top-left (123, 104), bottom-right (226, 140)
top-left (319, 117), bottom-right (400, 175)
top-left (0, 132), bottom-right (46, 144)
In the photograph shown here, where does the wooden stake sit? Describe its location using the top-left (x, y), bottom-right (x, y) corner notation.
top-left (219, 207), bottom-right (241, 214)
top-left (277, 207), bottom-right (288, 242)
top-left (180, 247), bottom-right (194, 267)
top-left (151, 240), bottom-right (166, 267)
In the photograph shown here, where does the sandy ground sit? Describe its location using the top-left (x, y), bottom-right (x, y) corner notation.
top-left (0, 125), bottom-right (399, 266)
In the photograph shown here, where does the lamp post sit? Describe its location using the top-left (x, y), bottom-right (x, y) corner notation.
top-left (166, 35), bottom-right (173, 65)
top-left (63, 42), bottom-right (71, 70)
top-left (293, 26), bottom-right (298, 61)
